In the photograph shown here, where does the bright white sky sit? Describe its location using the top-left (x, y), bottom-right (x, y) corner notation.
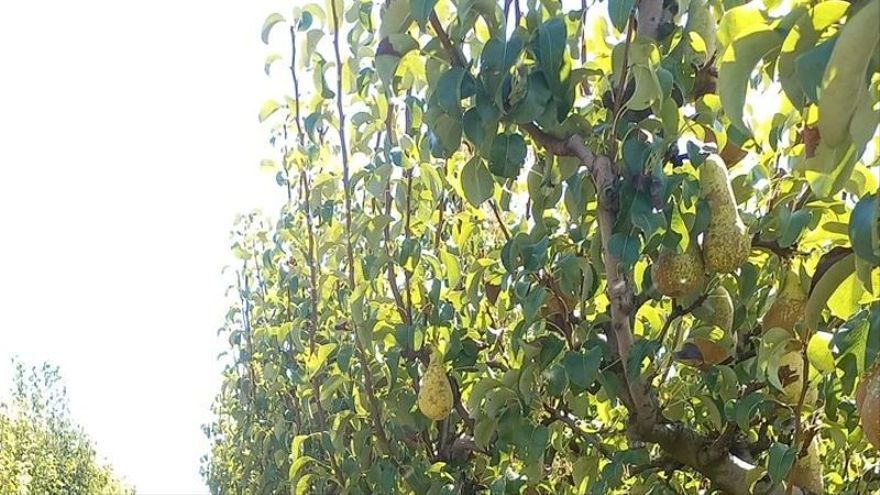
top-left (0, 1), bottom-right (292, 492)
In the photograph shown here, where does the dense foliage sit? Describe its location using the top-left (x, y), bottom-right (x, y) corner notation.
top-left (203, 0), bottom-right (880, 493)
top-left (0, 360), bottom-right (134, 495)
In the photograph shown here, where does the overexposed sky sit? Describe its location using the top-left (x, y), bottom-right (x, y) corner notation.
top-left (0, 1), bottom-right (290, 492)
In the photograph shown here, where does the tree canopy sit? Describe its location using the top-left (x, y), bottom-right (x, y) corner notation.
top-left (203, 0), bottom-right (880, 493)
top-left (0, 360), bottom-right (134, 495)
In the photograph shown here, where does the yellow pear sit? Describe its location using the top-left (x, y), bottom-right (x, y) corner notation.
top-left (763, 268), bottom-right (808, 336)
top-left (789, 437), bottom-right (823, 494)
top-left (652, 243), bottom-right (705, 298)
top-left (418, 349), bottom-right (453, 421)
top-left (700, 155), bottom-right (751, 273)
top-left (779, 351), bottom-right (817, 406)
top-left (856, 361), bottom-right (880, 450)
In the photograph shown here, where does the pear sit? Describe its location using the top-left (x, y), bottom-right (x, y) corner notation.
top-left (762, 268), bottom-right (808, 336)
top-left (652, 243), bottom-right (705, 298)
top-left (418, 349), bottom-right (453, 421)
top-left (683, 0), bottom-right (717, 67)
top-left (693, 286), bottom-right (734, 332)
top-left (700, 154), bottom-right (751, 273)
top-left (779, 351), bottom-right (817, 406)
top-left (856, 361), bottom-right (880, 450)
top-left (789, 437), bottom-right (823, 494)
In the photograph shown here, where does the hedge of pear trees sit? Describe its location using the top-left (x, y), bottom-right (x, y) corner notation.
top-left (202, 0), bottom-right (880, 493)
top-left (0, 360), bottom-right (134, 494)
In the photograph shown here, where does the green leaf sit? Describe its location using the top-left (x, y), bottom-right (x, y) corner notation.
top-left (806, 254), bottom-right (856, 331)
top-left (481, 35), bottom-right (523, 73)
top-left (296, 11), bottom-right (313, 31)
top-left (735, 391), bottom-right (766, 431)
top-left (295, 473), bottom-right (316, 495)
top-left (259, 99), bottom-right (282, 122)
top-left (850, 193), bottom-right (880, 265)
top-left (534, 17), bottom-right (566, 90)
top-left (488, 133), bottom-right (527, 178)
top-left (807, 332), bottom-right (835, 373)
top-left (525, 424), bottom-right (550, 464)
top-left (766, 442), bottom-right (797, 485)
top-left (562, 346), bottom-right (603, 391)
top-left (794, 38), bottom-right (836, 104)
top-left (411, 0), bottom-right (438, 27)
top-left (717, 3), bottom-right (768, 49)
top-left (828, 271), bottom-right (867, 321)
top-left (436, 67), bottom-right (467, 116)
top-left (717, 29), bottom-right (783, 135)
top-left (428, 111), bottom-right (463, 158)
top-left (320, 374), bottom-right (347, 404)
top-left (631, 192), bottom-right (666, 244)
top-left (376, 34), bottom-right (419, 90)
top-left (379, 0), bottom-right (413, 37)
top-left (306, 343), bottom-right (338, 376)
top-left (261, 13), bottom-right (285, 44)
top-left (608, 232), bottom-right (642, 267)
top-left (461, 157), bottom-right (495, 207)
top-left (607, 0), bottom-right (635, 33)
top-left (779, 209), bottom-right (812, 248)
top-left (521, 287), bottom-right (547, 323)
top-left (778, 1), bottom-right (850, 108)
top-left (626, 339), bottom-right (659, 379)
top-left (833, 311), bottom-right (877, 374)
top-left (538, 335), bottom-right (565, 369)
top-left (507, 72), bottom-right (553, 124)
top-left (264, 53), bottom-right (282, 75)
top-left (626, 65), bottom-right (662, 111)
top-left (543, 363), bottom-right (569, 397)
top-left (802, 139), bottom-right (859, 198)
top-left (289, 455), bottom-right (315, 482)
top-left (474, 417), bottom-right (497, 448)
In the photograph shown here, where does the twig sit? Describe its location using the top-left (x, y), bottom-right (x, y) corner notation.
top-left (787, 340), bottom-right (812, 494)
top-left (428, 12), bottom-right (467, 68)
top-left (489, 200), bottom-right (512, 241)
top-left (545, 403), bottom-right (613, 459)
top-left (752, 237), bottom-right (807, 258)
top-left (609, 11), bottom-right (636, 160)
top-left (289, 18), bottom-right (344, 486)
top-left (288, 26), bottom-right (304, 145)
top-left (331, 0), bottom-right (392, 456)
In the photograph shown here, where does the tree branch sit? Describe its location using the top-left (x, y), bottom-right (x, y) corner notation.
top-left (331, 0), bottom-right (392, 456)
top-left (425, 5), bottom-right (777, 494)
top-left (429, 12), bottom-right (467, 68)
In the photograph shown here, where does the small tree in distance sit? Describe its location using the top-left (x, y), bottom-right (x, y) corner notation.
top-left (0, 359), bottom-right (134, 494)
top-left (204, 0), bottom-right (879, 493)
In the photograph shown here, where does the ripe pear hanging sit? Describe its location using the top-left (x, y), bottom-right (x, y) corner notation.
top-left (789, 437), bottom-right (824, 494)
top-left (418, 348), bottom-right (453, 421)
top-left (778, 351), bottom-right (817, 406)
top-left (652, 243), bottom-right (705, 298)
top-left (700, 155), bottom-right (751, 273)
top-left (763, 268), bottom-right (807, 336)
